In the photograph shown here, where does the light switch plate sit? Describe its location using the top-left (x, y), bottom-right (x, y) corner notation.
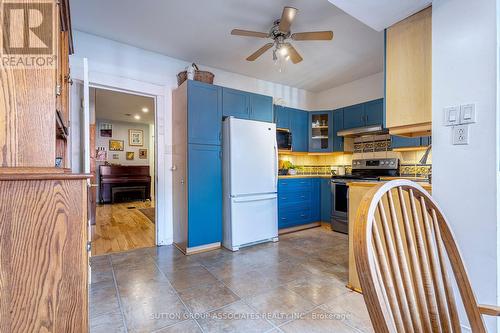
top-left (444, 106), bottom-right (460, 126)
top-left (460, 104), bottom-right (476, 124)
top-left (452, 125), bottom-right (469, 145)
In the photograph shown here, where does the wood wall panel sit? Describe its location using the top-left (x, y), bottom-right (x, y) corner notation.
top-left (0, 178), bottom-right (88, 332)
top-left (386, 7), bottom-right (432, 136)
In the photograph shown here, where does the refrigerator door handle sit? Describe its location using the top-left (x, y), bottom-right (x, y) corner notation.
top-left (232, 195), bottom-right (277, 203)
top-left (273, 143), bottom-right (278, 189)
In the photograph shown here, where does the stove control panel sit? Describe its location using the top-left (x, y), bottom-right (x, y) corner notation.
top-left (352, 158), bottom-right (399, 170)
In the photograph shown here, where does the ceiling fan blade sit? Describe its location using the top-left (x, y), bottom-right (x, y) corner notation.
top-left (246, 43), bottom-right (274, 61)
top-left (278, 7), bottom-right (298, 33)
top-left (291, 31), bottom-right (334, 41)
top-left (231, 29), bottom-right (268, 38)
top-left (285, 43), bottom-right (303, 64)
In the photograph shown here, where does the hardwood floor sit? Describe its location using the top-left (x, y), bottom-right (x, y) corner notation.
top-left (92, 200), bottom-right (155, 256)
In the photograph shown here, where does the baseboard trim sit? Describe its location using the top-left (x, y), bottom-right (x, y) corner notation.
top-left (278, 222), bottom-right (321, 235)
top-left (181, 242), bottom-right (221, 255)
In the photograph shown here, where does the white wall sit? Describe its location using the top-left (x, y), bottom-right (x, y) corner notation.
top-left (433, 0), bottom-right (498, 331)
top-left (313, 72), bottom-right (384, 110)
top-left (70, 31), bottom-right (314, 111)
top-left (96, 119), bottom-right (151, 166)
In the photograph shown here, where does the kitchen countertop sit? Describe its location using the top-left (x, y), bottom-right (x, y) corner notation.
top-left (278, 175), bottom-right (331, 179)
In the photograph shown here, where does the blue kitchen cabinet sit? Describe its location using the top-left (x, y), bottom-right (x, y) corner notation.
top-left (222, 89), bottom-right (273, 123)
top-left (311, 179), bottom-right (321, 222)
top-left (187, 144), bottom-right (222, 247)
top-left (343, 99), bottom-right (384, 129)
top-left (275, 105), bottom-right (290, 129)
top-left (364, 99), bottom-right (384, 126)
top-left (278, 178), bottom-right (323, 229)
top-left (309, 111), bottom-right (333, 152)
top-left (332, 108), bottom-right (344, 152)
top-left (249, 93), bottom-right (273, 122)
top-left (188, 80), bottom-right (222, 145)
top-left (290, 108), bottom-right (308, 152)
top-left (392, 135), bottom-right (432, 149)
top-left (320, 179), bottom-right (331, 222)
top-left (343, 104), bottom-right (365, 129)
top-left (222, 87), bottom-right (249, 119)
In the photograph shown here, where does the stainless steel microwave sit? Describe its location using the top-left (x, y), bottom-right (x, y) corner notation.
top-left (277, 128), bottom-right (292, 151)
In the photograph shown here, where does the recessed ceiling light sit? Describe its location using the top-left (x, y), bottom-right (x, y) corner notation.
top-left (134, 115), bottom-right (141, 120)
top-left (142, 107), bottom-right (149, 113)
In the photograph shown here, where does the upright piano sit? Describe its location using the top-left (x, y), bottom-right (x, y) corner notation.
top-left (99, 165), bottom-right (151, 203)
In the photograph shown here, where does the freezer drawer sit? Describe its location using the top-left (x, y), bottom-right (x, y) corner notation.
top-left (224, 194), bottom-right (278, 251)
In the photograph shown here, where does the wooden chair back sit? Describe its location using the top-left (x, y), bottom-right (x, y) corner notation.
top-left (353, 180), bottom-right (486, 333)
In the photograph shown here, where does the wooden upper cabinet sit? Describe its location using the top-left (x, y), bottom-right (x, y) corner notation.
top-left (386, 6), bottom-right (432, 137)
top-left (0, 0), bottom-right (73, 168)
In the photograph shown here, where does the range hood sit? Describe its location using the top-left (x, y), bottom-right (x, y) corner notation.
top-left (337, 125), bottom-right (389, 138)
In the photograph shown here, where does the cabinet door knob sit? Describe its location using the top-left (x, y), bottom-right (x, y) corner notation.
top-left (171, 165), bottom-right (177, 171)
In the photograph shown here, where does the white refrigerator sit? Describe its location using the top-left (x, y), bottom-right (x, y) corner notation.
top-left (222, 117), bottom-right (279, 251)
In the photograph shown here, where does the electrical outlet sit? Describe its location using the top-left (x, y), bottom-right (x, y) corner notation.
top-left (452, 125), bottom-right (469, 145)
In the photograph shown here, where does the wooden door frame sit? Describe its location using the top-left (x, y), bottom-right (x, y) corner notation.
top-left (73, 70), bottom-right (172, 246)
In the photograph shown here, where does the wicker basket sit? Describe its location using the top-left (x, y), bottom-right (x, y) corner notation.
top-left (177, 63), bottom-right (214, 86)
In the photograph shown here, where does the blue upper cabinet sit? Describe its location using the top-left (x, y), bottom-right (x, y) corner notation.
top-left (332, 109), bottom-right (344, 152)
top-left (343, 104), bottom-right (365, 129)
top-left (289, 109), bottom-right (308, 152)
top-left (222, 88), bottom-right (249, 119)
top-left (274, 105), bottom-right (290, 129)
top-left (249, 93), bottom-right (273, 123)
top-left (222, 88), bottom-right (273, 123)
top-left (391, 135), bottom-right (432, 149)
top-left (343, 98), bottom-right (384, 129)
top-left (364, 99), bottom-right (384, 126)
top-left (188, 80), bottom-right (222, 146)
top-left (187, 144), bottom-right (222, 247)
top-left (309, 111), bottom-right (333, 152)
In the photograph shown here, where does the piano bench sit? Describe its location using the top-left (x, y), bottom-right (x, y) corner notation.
top-left (111, 186), bottom-right (147, 203)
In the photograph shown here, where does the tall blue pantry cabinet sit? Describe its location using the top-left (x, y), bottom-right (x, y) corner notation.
top-left (172, 80), bottom-right (223, 254)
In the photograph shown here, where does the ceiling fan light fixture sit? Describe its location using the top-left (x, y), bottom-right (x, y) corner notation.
top-left (279, 46), bottom-right (288, 56)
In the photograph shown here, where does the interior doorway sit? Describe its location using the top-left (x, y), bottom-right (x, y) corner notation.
top-left (90, 88), bottom-right (156, 255)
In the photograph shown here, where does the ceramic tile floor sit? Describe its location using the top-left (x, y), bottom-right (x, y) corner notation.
top-left (89, 226), bottom-right (374, 333)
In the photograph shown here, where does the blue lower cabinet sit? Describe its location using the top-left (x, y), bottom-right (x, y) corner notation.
top-left (311, 179), bottom-right (321, 222)
top-left (320, 179), bottom-right (331, 222)
top-left (278, 178), bottom-right (324, 229)
top-left (187, 144), bottom-right (222, 247)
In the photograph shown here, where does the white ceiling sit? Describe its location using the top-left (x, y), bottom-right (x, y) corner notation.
top-left (94, 88), bottom-right (155, 124)
top-left (70, 0), bottom-right (384, 92)
top-left (327, 0), bottom-right (432, 31)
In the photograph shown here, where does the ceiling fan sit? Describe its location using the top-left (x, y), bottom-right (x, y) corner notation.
top-left (231, 6), bottom-right (334, 65)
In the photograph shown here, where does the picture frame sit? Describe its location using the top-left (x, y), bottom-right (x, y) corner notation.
top-left (112, 153), bottom-right (119, 160)
top-left (139, 149), bottom-right (147, 159)
top-left (109, 139), bottom-right (124, 151)
top-left (129, 129), bottom-right (144, 146)
top-left (100, 123), bottom-right (112, 137)
top-left (126, 152), bottom-right (135, 160)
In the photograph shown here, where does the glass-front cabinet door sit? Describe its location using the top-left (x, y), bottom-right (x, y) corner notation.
top-left (309, 111), bottom-right (333, 152)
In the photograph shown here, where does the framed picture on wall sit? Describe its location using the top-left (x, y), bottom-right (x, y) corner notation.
top-left (109, 139), bottom-right (124, 151)
top-left (112, 153), bottom-right (119, 160)
top-left (139, 149), bottom-right (147, 159)
top-left (100, 123), bottom-right (112, 137)
top-left (126, 152), bottom-right (135, 160)
top-left (129, 129), bottom-right (144, 146)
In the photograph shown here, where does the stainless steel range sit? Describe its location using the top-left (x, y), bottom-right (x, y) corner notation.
top-left (331, 158), bottom-right (399, 234)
